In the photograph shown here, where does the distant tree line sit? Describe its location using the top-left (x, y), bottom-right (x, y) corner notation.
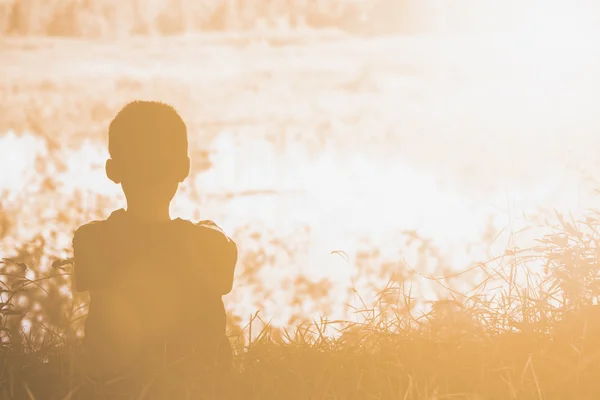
top-left (0, 0), bottom-right (420, 37)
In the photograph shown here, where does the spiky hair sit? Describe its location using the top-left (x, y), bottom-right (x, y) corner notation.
top-left (108, 100), bottom-right (188, 161)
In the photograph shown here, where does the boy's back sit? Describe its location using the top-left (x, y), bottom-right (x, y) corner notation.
top-left (74, 208), bottom-right (237, 376)
top-left (72, 100), bottom-right (238, 383)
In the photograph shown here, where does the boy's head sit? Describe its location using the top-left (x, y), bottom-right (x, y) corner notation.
top-left (106, 101), bottom-right (191, 209)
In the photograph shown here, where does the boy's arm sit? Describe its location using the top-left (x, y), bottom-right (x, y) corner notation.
top-left (72, 223), bottom-right (104, 292)
top-left (196, 220), bottom-right (238, 295)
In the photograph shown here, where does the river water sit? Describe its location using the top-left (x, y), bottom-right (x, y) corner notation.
top-left (3, 28), bottom-right (600, 332)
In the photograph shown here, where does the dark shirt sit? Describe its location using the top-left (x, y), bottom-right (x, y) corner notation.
top-left (73, 209), bottom-right (238, 376)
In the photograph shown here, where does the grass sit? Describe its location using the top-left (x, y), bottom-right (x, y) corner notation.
top-left (2, 211), bottom-right (600, 399)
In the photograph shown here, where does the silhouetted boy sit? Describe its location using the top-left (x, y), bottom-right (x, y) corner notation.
top-left (73, 101), bottom-right (237, 381)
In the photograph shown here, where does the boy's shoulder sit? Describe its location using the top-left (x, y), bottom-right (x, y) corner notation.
top-left (185, 219), bottom-right (229, 235)
top-left (74, 211), bottom-right (234, 245)
top-left (175, 218), bottom-right (235, 246)
top-left (73, 218), bottom-right (110, 242)
top-left (73, 210), bottom-right (127, 241)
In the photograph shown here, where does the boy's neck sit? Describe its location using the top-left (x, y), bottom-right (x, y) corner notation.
top-left (125, 204), bottom-right (172, 223)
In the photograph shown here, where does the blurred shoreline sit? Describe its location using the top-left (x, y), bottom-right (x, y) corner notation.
top-left (2, 12), bottom-right (600, 329)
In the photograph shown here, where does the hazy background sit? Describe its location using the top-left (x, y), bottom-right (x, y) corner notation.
top-left (2, 0), bottom-right (600, 337)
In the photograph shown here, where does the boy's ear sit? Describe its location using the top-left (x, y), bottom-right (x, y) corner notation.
top-left (175, 156), bottom-right (191, 182)
top-left (105, 159), bottom-right (122, 184)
